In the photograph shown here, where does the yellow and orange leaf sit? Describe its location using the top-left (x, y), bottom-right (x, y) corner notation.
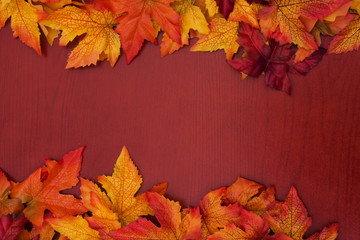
top-left (222, 177), bottom-right (281, 216)
top-left (10, 147), bottom-right (87, 227)
top-left (245, 186), bottom-right (281, 216)
top-left (263, 186), bottom-right (312, 240)
top-left (80, 146), bottom-right (153, 228)
top-left (191, 17), bottom-right (239, 60)
top-left (47, 216), bottom-right (101, 240)
top-left (228, 0), bottom-right (259, 28)
top-left (0, 0), bottom-right (45, 54)
top-left (0, 170), bottom-right (22, 216)
top-left (199, 187), bottom-right (242, 238)
top-left (161, 0), bottom-right (209, 56)
top-left (40, 4), bottom-right (120, 68)
top-left (223, 177), bottom-right (264, 206)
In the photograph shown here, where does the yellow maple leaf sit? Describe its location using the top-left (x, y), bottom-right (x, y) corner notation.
top-left (80, 146), bottom-right (154, 228)
top-left (47, 216), bottom-right (101, 240)
top-left (228, 0), bottom-right (259, 28)
top-left (191, 17), bottom-right (239, 60)
top-left (0, 0), bottom-right (45, 55)
top-left (161, 0), bottom-right (209, 56)
top-left (40, 4), bottom-right (120, 68)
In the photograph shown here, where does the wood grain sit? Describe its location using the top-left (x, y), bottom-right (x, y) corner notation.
top-left (0, 24), bottom-right (359, 239)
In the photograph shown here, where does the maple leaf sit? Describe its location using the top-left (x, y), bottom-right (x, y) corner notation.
top-left (160, 0), bottom-right (209, 57)
top-left (199, 187), bottom-right (242, 238)
top-left (222, 177), bottom-right (281, 216)
top-left (10, 147), bottom-right (87, 227)
top-left (191, 17), bottom-right (239, 60)
top-left (228, 0), bottom-right (259, 28)
top-left (0, 0), bottom-right (46, 55)
top-left (96, 0), bottom-right (181, 63)
top-left (263, 186), bottom-right (312, 240)
top-left (258, 0), bottom-right (348, 50)
top-left (0, 213), bottom-right (27, 240)
top-left (208, 209), bottom-right (292, 240)
top-left (328, 15), bottom-right (360, 54)
top-left (105, 192), bottom-right (202, 240)
top-left (307, 224), bottom-right (339, 240)
top-left (47, 216), bottom-right (101, 240)
top-left (80, 146), bottom-right (155, 228)
top-left (40, 4), bottom-right (120, 68)
top-left (0, 170), bottom-right (22, 216)
top-left (223, 177), bottom-right (264, 206)
top-left (229, 23), bottom-right (325, 93)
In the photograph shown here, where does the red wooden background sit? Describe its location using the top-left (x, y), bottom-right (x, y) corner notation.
top-left (0, 24), bottom-right (359, 239)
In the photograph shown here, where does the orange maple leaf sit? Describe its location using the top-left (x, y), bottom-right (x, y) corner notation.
top-left (191, 16), bottom-right (239, 60)
top-left (0, 0), bottom-right (46, 55)
top-left (259, 0), bottom-right (349, 50)
top-left (40, 4), bottom-right (120, 68)
top-left (263, 186), bottom-right (312, 240)
top-left (80, 146), bottom-right (156, 228)
top-left (328, 15), bottom-right (360, 54)
top-left (199, 187), bottom-right (242, 238)
top-left (0, 170), bottom-right (22, 216)
top-left (105, 192), bottom-right (202, 240)
top-left (208, 208), bottom-right (292, 240)
top-left (96, 0), bottom-right (181, 63)
top-left (10, 147), bottom-right (87, 227)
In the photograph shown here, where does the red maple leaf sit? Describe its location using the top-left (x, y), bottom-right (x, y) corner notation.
top-left (229, 23), bottom-right (325, 93)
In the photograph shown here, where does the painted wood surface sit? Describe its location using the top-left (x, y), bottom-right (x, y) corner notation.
top-left (0, 24), bottom-right (359, 239)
